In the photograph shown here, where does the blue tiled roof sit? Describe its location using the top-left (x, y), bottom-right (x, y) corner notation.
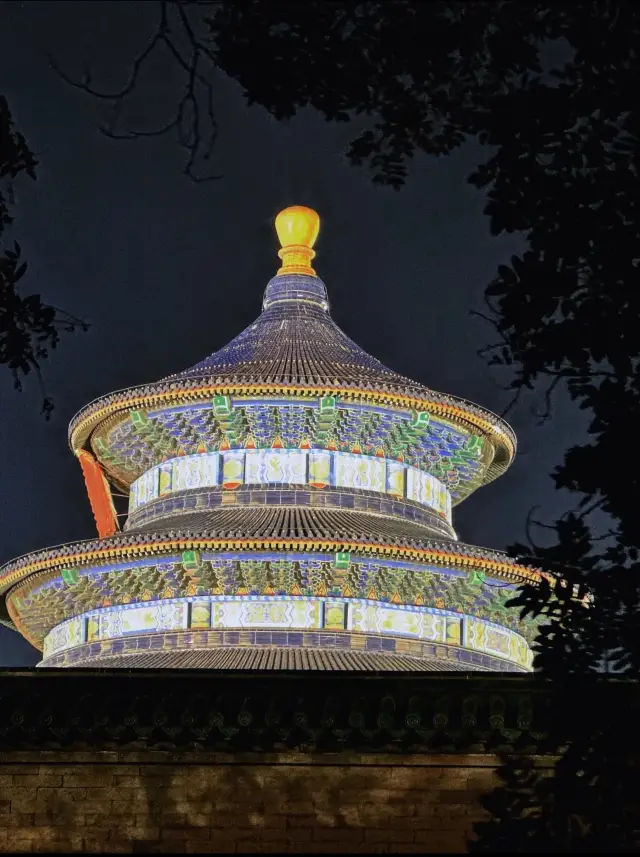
top-left (165, 274), bottom-right (424, 393)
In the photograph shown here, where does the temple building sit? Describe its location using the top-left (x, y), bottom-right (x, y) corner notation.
top-left (0, 206), bottom-right (540, 670)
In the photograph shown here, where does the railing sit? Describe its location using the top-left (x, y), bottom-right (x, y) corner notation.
top-left (0, 670), bottom-right (615, 753)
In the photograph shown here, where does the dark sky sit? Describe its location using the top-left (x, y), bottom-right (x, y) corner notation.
top-left (0, 1), bottom-right (589, 666)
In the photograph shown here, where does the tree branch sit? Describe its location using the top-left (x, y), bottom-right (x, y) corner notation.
top-left (50, 0), bottom-right (221, 181)
top-left (532, 373), bottom-right (563, 425)
top-left (524, 505), bottom-right (544, 552)
top-left (49, 1), bottom-right (170, 101)
top-left (500, 384), bottom-right (523, 418)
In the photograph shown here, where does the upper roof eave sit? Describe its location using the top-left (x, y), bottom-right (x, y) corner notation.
top-left (68, 377), bottom-right (516, 472)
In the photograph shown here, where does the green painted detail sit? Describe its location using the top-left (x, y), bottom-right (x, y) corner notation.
top-left (448, 436), bottom-right (485, 469)
top-left (387, 414), bottom-right (428, 456)
top-left (130, 410), bottom-right (150, 428)
top-left (129, 410), bottom-right (174, 454)
top-left (182, 550), bottom-right (201, 570)
top-left (100, 447), bottom-right (123, 467)
top-left (465, 435), bottom-right (483, 454)
top-left (468, 571), bottom-right (486, 586)
top-left (410, 411), bottom-right (430, 429)
top-left (61, 568), bottom-right (79, 586)
top-left (212, 395), bottom-right (231, 416)
top-left (334, 552), bottom-right (351, 570)
top-left (212, 400), bottom-right (249, 447)
top-left (93, 434), bottom-right (132, 470)
top-left (319, 396), bottom-right (337, 415)
top-left (313, 397), bottom-right (340, 447)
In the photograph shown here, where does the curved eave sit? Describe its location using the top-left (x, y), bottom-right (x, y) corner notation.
top-left (68, 380), bottom-right (516, 488)
top-left (46, 648), bottom-right (498, 672)
top-left (0, 531), bottom-right (541, 597)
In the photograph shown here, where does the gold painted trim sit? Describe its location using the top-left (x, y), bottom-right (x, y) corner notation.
top-left (1, 536), bottom-right (540, 593)
top-left (70, 384), bottom-right (515, 478)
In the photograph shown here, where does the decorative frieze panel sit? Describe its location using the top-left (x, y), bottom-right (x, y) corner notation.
top-left (98, 399), bottom-right (487, 502)
top-left (8, 550), bottom-right (539, 650)
top-left (129, 449), bottom-right (452, 521)
top-left (42, 594), bottom-right (533, 671)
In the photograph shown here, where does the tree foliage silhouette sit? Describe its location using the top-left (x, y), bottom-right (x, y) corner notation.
top-left (0, 96), bottom-right (87, 416)
top-left (209, 8), bottom-right (640, 849)
top-left (55, 0), bottom-right (640, 849)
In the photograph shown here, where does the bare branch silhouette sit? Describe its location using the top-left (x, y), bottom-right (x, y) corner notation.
top-left (49, 0), bottom-right (221, 182)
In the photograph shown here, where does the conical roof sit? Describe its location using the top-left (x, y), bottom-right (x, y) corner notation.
top-left (68, 206), bottom-right (516, 487)
top-left (163, 272), bottom-right (424, 393)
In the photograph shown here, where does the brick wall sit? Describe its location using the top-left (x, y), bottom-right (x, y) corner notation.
top-left (0, 750), bottom-right (553, 854)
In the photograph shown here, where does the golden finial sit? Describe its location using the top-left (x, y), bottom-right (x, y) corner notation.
top-left (275, 205), bottom-right (320, 277)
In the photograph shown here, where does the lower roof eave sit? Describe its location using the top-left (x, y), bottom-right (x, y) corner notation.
top-left (0, 530), bottom-right (541, 595)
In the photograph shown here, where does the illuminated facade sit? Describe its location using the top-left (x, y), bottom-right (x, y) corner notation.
top-left (0, 206), bottom-right (541, 670)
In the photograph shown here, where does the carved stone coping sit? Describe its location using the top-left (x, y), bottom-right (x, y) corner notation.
top-left (0, 670), bottom-right (630, 754)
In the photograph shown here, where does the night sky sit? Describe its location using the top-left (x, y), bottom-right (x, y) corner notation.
top-left (0, 1), bottom-right (589, 666)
